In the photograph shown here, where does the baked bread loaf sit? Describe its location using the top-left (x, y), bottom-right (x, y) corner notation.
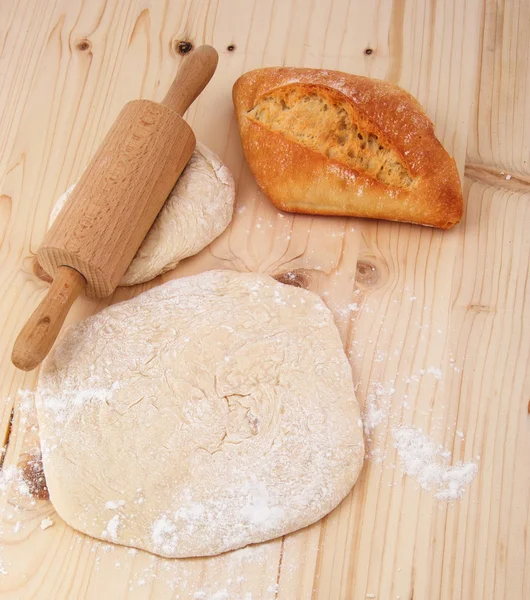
top-left (233, 68), bottom-right (463, 229)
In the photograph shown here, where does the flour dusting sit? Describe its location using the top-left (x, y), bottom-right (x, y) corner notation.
top-left (0, 466), bottom-right (31, 498)
top-left (102, 515), bottom-right (120, 541)
top-left (353, 291), bottom-right (479, 504)
top-left (40, 517), bottom-right (54, 530)
top-left (393, 427), bottom-right (478, 500)
top-left (40, 387), bottom-right (114, 424)
top-left (105, 500), bottom-right (125, 510)
top-left (151, 515), bottom-right (177, 555)
top-left (240, 482), bottom-right (286, 526)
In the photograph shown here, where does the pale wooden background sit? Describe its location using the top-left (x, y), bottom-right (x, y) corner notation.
top-left (0, 1), bottom-right (529, 599)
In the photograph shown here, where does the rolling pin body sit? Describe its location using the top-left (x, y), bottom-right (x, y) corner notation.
top-left (39, 100), bottom-right (195, 297)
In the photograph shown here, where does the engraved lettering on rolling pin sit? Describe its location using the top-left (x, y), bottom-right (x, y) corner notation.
top-left (11, 45), bottom-right (219, 372)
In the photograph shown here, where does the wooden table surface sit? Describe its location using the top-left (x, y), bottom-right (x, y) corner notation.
top-left (1, 1), bottom-right (529, 599)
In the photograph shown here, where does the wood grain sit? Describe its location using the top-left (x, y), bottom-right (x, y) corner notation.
top-left (466, 0), bottom-right (530, 176)
top-left (0, 1), bottom-right (528, 599)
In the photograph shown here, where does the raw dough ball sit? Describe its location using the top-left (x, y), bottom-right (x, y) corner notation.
top-left (48, 143), bottom-right (235, 286)
top-left (36, 270), bottom-right (364, 558)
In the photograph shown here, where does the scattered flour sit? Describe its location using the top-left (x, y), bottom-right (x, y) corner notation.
top-left (0, 466), bottom-right (31, 498)
top-left (239, 482), bottom-right (286, 526)
top-left (426, 366), bottom-right (443, 380)
top-left (194, 591), bottom-right (229, 600)
top-left (393, 427), bottom-right (478, 500)
top-left (360, 349), bottom-right (479, 502)
top-left (102, 515), bottom-right (120, 541)
top-left (105, 500), bottom-right (125, 510)
top-left (40, 517), bottom-right (54, 530)
top-left (151, 515), bottom-right (177, 555)
top-left (208, 592), bottom-right (229, 600)
top-left (17, 389), bottom-right (36, 425)
top-left (39, 387), bottom-right (114, 424)
top-left (362, 382), bottom-right (396, 436)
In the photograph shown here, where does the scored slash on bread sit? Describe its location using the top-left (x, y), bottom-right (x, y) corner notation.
top-left (233, 68), bottom-right (463, 229)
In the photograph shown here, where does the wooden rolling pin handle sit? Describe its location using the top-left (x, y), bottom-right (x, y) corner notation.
top-left (162, 45), bottom-right (219, 115)
top-left (11, 266), bottom-right (86, 371)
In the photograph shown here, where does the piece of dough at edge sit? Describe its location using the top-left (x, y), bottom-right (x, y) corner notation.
top-left (47, 143), bottom-right (235, 286)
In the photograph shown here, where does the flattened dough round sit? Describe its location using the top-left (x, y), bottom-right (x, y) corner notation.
top-left (36, 270), bottom-right (364, 558)
top-left (48, 144), bottom-right (235, 286)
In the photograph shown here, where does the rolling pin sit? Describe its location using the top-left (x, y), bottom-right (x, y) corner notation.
top-left (11, 45), bottom-right (219, 372)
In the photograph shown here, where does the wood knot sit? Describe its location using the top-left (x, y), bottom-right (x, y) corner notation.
top-left (227, 44), bottom-right (236, 52)
top-left (76, 39), bottom-right (91, 52)
top-left (274, 269), bottom-right (312, 289)
top-left (20, 457), bottom-right (49, 500)
top-left (469, 304), bottom-right (495, 313)
top-left (175, 40), bottom-right (193, 55)
top-left (364, 48), bottom-right (374, 55)
top-left (355, 260), bottom-right (379, 287)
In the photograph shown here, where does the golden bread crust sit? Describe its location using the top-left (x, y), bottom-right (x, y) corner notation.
top-left (233, 68), bottom-right (463, 229)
